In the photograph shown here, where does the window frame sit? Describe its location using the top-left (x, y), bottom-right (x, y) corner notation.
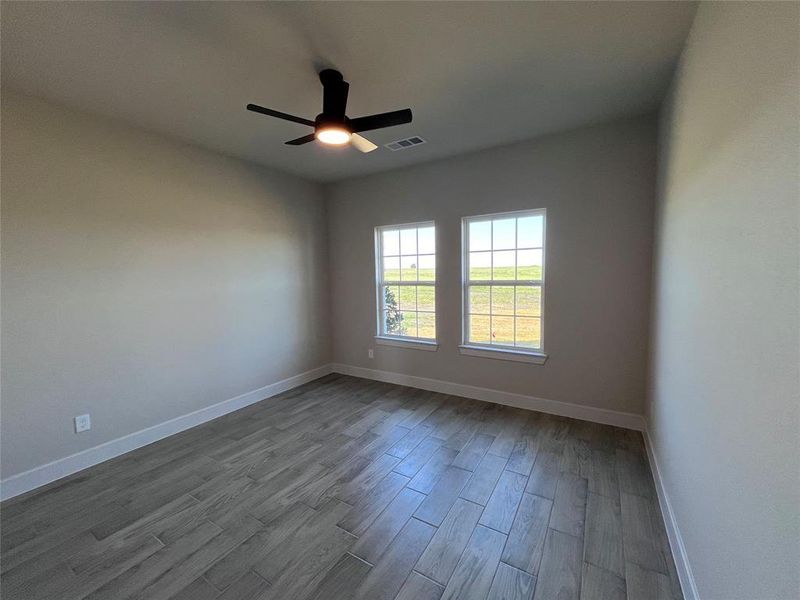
top-left (374, 220), bottom-right (438, 350)
top-left (460, 209), bottom-right (548, 364)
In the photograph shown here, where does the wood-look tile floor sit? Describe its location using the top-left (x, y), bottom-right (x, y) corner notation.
top-left (0, 374), bottom-right (683, 600)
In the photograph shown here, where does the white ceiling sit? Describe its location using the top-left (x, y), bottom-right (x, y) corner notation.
top-left (1, 1), bottom-right (697, 183)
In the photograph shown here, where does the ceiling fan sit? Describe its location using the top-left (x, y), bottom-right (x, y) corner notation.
top-left (247, 69), bottom-right (412, 153)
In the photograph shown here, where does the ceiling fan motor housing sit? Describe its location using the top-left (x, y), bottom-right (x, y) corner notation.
top-left (315, 114), bottom-right (350, 133)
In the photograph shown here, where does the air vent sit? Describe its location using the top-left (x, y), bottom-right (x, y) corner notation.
top-left (385, 136), bottom-right (427, 151)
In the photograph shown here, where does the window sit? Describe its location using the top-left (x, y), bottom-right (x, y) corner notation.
top-left (375, 222), bottom-right (437, 346)
top-left (462, 209), bottom-right (546, 361)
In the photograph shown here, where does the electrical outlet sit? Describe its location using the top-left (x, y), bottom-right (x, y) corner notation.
top-left (368, 348), bottom-right (374, 359)
top-left (74, 414), bottom-right (91, 433)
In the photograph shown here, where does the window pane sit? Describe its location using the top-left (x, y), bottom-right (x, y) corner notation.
top-left (418, 254), bottom-right (435, 281)
top-left (383, 285), bottom-right (400, 312)
top-left (468, 286), bottom-right (490, 314)
top-left (400, 228), bottom-right (417, 255)
top-left (517, 215), bottom-right (543, 248)
top-left (383, 256), bottom-right (400, 281)
top-left (418, 286), bottom-right (435, 312)
top-left (469, 314), bottom-right (491, 343)
top-left (398, 286), bottom-right (417, 311)
top-left (492, 251), bottom-right (515, 280)
top-left (516, 317), bottom-right (541, 348)
top-left (400, 256), bottom-right (418, 281)
top-left (492, 218), bottom-right (516, 250)
top-left (492, 316), bottom-right (514, 345)
top-left (401, 311), bottom-right (418, 337)
top-left (469, 220), bottom-right (491, 251)
top-left (418, 312), bottom-right (436, 339)
top-left (383, 307), bottom-right (404, 335)
top-left (515, 286), bottom-right (541, 317)
top-left (469, 251), bottom-right (491, 280)
top-left (491, 286), bottom-right (514, 315)
top-left (418, 226), bottom-right (435, 254)
top-left (382, 229), bottom-right (399, 256)
top-left (517, 249), bottom-right (542, 280)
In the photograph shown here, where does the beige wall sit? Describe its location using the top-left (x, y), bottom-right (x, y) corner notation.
top-left (650, 3), bottom-right (799, 599)
top-left (0, 91), bottom-right (330, 479)
top-left (327, 115), bottom-right (657, 415)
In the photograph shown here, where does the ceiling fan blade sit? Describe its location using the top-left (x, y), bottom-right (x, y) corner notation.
top-left (320, 70), bottom-right (349, 118)
top-left (247, 104), bottom-right (314, 127)
top-left (351, 134), bottom-right (378, 153)
top-left (285, 133), bottom-right (316, 146)
top-left (349, 109), bottom-right (412, 133)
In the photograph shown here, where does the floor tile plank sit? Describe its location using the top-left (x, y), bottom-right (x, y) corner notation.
top-left (533, 529), bottom-right (582, 600)
top-left (414, 466), bottom-right (473, 527)
top-left (502, 493), bottom-right (552, 575)
top-left (584, 493), bottom-right (624, 578)
top-left (170, 576), bottom-right (220, 600)
top-left (351, 487), bottom-right (426, 564)
top-left (624, 561), bottom-right (680, 600)
top-left (581, 563), bottom-right (626, 600)
top-left (395, 571), bottom-right (445, 600)
top-left (487, 562), bottom-right (536, 600)
top-left (550, 473), bottom-right (588, 538)
top-left (395, 438), bottom-right (444, 478)
top-left (387, 425), bottom-right (434, 459)
top-left (615, 450), bottom-right (655, 499)
top-left (452, 433), bottom-right (496, 471)
top-left (217, 570), bottom-right (270, 600)
top-left (354, 518), bottom-right (436, 600)
top-left (204, 502), bottom-right (314, 589)
top-left (408, 446), bottom-right (459, 494)
top-left (337, 471), bottom-right (410, 536)
top-left (84, 520), bottom-right (222, 600)
top-left (308, 553), bottom-right (372, 600)
top-left (440, 525), bottom-right (506, 600)
top-left (416, 498), bottom-right (484, 585)
top-left (526, 449), bottom-right (561, 500)
top-left (257, 524), bottom-right (355, 600)
top-left (250, 499), bottom-right (350, 583)
top-left (461, 453), bottom-right (508, 506)
top-left (619, 492), bottom-right (670, 574)
top-left (479, 470), bottom-right (528, 534)
top-left (136, 514), bottom-right (263, 600)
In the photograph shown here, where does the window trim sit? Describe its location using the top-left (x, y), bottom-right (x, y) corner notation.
top-left (458, 344), bottom-right (547, 364)
top-left (460, 208), bottom-right (548, 361)
top-left (375, 336), bottom-right (439, 351)
top-left (374, 220), bottom-right (437, 345)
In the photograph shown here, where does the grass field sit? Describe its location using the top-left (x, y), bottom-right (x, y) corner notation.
top-left (467, 314), bottom-right (541, 347)
top-left (467, 282), bottom-right (542, 347)
top-left (386, 311), bottom-right (436, 339)
top-left (382, 276), bottom-right (542, 347)
top-left (383, 265), bottom-right (543, 282)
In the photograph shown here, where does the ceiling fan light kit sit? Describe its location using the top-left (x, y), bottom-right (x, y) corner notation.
top-left (247, 69), bottom-right (412, 153)
top-left (316, 127), bottom-right (351, 145)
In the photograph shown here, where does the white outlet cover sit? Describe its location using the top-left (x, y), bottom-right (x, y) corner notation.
top-left (74, 414), bottom-right (91, 433)
top-left (368, 348), bottom-right (374, 359)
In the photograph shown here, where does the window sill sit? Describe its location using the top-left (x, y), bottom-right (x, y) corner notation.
top-left (458, 345), bottom-right (548, 364)
top-left (375, 336), bottom-right (439, 352)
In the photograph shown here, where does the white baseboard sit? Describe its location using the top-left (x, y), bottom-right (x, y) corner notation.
top-left (0, 364), bottom-right (333, 502)
top-left (643, 428), bottom-right (700, 600)
top-left (331, 363), bottom-right (645, 431)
